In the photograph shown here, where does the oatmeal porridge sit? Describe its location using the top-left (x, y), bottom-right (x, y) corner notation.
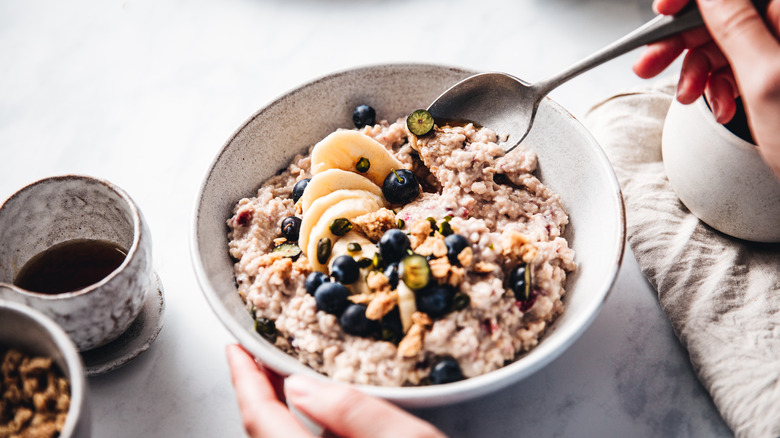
top-left (227, 108), bottom-right (575, 386)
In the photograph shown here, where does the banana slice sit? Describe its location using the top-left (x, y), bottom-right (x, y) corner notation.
top-left (397, 282), bottom-right (417, 333)
top-left (310, 130), bottom-right (405, 186)
top-left (300, 169), bottom-right (385, 213)
top-left (330, 231), bottom-right (377, 296)
top-left (299, 189), bottom-right (384, 253)
top-left (305, 197), bottom-right (382, 272)
top-left (330, 231), bottom-right (375, 266)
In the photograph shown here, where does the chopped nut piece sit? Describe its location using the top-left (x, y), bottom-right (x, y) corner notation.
top-left (457, 246), bottom-right (474, 267)
top-left (366, 291), bottom-right (398, 320)
top-left (366, 271), bottom-right (390, 291)
top-left (55, 412), bottom-right (68, 431)
top-left (11, 407), bottom-right (33, 431)
top-left (474, 261), bottom-right (497, 274)
top-left (22, 374), bottom-right (39, 398)
top-left (397, 324), bottom-right (424, 358)
top-left (414, 234), bottom-right (446, 258)
top-left (448, 266), bottom-right (466, 287)
top-left (411, 311), bottom-right (432, 327)
top-left (19, 357), bottom-right (52, 375)
top-left (267, 257), bottom-right (294, 286)
top-left (408, 219), bottom-right (432, 248)
top-left (501, 230), bottom-right (529, 259)
top-left (4, 384), bottom-right (21, 404)
top-left (253, 251), bottom-right (286, 269)
top-left (428, 257), bottom-right (451, 279)
top-left (55, 392), bottom-right (70, 412)
top-left (522, 245), bottom-right (539, 264)
top-left (352, 208), bottom-right (397, 241)
top-left (292, 256), bottom-right (311, 274)
top-left (397, 312), bottom-right (433, 358)
top-left (348, 293), bottom-right (375, 304)
top-left (1, 349), bottom-right (23, 375)
top-left (26, 421), bottom-right (58, 436)
top-left (432, 238), bottom-right (448, 258)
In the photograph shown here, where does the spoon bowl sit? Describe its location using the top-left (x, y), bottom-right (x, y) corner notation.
top-left (426, 72), bottom-right (535, 144)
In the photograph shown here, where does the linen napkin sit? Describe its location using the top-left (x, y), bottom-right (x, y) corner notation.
top-left (583, 80), bottom-right (780, 438)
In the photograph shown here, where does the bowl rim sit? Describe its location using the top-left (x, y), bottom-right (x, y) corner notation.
top-left (190, 62), bottom-right (626, 405)
top-left (0, 299), bottom-right (89, 437)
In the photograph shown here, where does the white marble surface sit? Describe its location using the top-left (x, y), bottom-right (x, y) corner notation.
top-left (0, 0), bottom-right (732, 436)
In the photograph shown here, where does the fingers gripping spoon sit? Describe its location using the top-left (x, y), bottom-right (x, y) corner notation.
top-left (427, 1), bottom-right (770, 153)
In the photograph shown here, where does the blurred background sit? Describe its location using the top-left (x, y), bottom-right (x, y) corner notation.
top-left (1, 0), bottom-right (730, 436)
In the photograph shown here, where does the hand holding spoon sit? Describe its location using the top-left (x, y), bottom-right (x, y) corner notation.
top-left (427, 0), bottom-right (770, 152)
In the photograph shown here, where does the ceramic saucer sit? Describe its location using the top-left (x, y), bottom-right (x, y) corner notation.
top-left (82, 272), bottom-right (165, 376)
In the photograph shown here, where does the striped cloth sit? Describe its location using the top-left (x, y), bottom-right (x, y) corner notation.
top-left (584, 80), bottom-right (780, 438)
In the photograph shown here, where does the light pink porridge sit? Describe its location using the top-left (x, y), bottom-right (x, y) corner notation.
top-left (227, 114), bottom-right (575, 386)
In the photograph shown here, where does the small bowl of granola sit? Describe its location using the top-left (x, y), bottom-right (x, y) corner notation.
top-left (0, 300), bottom-right (91, 437)
top-left (192, 64), bottom-right (625, 407)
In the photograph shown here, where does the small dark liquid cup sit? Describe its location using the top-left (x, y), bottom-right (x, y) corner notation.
top-left (0, 175), bottom-right (154, 351)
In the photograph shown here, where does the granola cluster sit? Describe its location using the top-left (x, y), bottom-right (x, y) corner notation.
top-left (0, 348), bottom-right (70, 438)
top-left (341, 215), bottom-right (510, 358)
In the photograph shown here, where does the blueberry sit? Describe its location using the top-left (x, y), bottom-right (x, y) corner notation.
top-left (340, 303), bottom-right (377, 337)
top-left (292, 178), bottom-right (310, 203)
top-left (379, 307), bottom-right (403, 344)
top-left (384, 263), bottom-right (400, 289)
top-left (314, 282), bottom-right (350, 315)
top-left (305, 271), bottom-right (329, 296)
top-left (382, 169), bottom-right (420, 205)
top-left (508, 263), bottom-right (531, 301)
top-left (444, 234), bottom-right (469, 264)
top-left (330, 255), bottom-right (359, 284)
top-left (416, 284), bottom-right (454, 318)
top-left (378, 229), bottom-right (411, 264)
top-left (429, 357), bottom-right (464, 385)
top-left (281, 216), bottom-right (302, 241)
top-left (352, 104), bottom-right (376, 129)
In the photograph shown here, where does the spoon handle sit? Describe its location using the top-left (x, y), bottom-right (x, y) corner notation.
top-left (534, 0), bottom-right (771, 97)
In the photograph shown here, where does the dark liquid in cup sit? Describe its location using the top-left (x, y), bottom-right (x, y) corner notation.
top-left (706, 96), bottom-right (755, 144)
top-left (14, 239), bottom-right (127, 294)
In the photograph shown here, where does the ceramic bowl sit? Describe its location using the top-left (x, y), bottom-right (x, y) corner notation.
top-left (662, 97), bottom-right (780, 242)
top-left (0, 175), bottom-right (155, 351)
top-left (0, 300), bottom-right (91, 437)
top-left (191, 64), bottom-right (625, 407)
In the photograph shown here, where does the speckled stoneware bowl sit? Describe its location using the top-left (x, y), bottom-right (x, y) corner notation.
top-left (0, 300), bottom-right (91, 437)
top-left (191, 64), bottom-right (625, 407)
top-left (0, 175), bottom-right (154, 351)
top-left (662, 97), bottom-right (780, 242)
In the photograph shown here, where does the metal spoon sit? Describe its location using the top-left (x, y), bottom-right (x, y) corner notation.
top-left (427, 1), bottom-right (769, 152)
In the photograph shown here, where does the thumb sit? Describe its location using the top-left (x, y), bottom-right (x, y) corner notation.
top-left (284, 374), bottom-right (445, 438)
top-left (696, 0), bottom-right (780, 72)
